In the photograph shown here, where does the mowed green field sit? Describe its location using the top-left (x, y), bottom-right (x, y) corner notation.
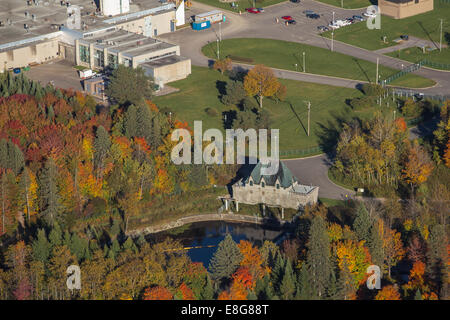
top-left (386, 47), bottom-right (450, 70)
top-left (322, 0), bottom-right (450, 51)
top-left (313, 0), bottom-right (371, 9)
top-left (202, 38), bottom-right (435, 88)
top-left (153, 66), bottom-right (394, 156)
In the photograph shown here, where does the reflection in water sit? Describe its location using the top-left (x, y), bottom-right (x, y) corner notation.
top-left (148, 221), bottom-right (286, 268)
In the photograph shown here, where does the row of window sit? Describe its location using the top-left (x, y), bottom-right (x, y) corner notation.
top-left (248, 181), bottom-right (280, 189)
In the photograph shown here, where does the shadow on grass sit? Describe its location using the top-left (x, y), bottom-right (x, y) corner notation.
top-left (287, 101), bottom-right (307, 135)
top-left (417, 21), bottom-right (439, 50)
top-left (352, 58), bottom-right (371, 83)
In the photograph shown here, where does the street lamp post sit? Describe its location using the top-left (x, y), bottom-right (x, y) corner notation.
top-left (216, 39), bottom-right (220, 60)
top-left (219, 22), bottom-right (222, 42)
top-left (331, 31), bottom-right (334, 51)
top-left (294, 63), bottom-right (298, 72)
top-left (303, 51), bottom-right (305, 72)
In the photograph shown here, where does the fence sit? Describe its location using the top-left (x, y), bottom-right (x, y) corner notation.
top-left (391, 89), bottom-right (450, 102)
top-left (279, 146), bottom-right (322, 158)
top-left (382, 63), bottom-right (422, 85)
top-left (420, 59), bottom-right (450, 71)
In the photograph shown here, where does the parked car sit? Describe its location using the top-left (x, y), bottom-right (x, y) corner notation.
top-left (346, 18), bottom-right (354, 24)
top-left (287, 20), bottom-right (297, 25)
top-left (352, 15), bottom-right (364, 21)
top-left (13, 68), bottom-right (21, 74)
top-left (400, 34), bottom-right (409, 40)
top-left (281, 15), bottom-right (293, 20)
top-left (303, 10), bottom-right (314, 14)
top-left (317, 25), bottom-right (329, 32)
top-left (291, 0), bottom-right (300, 3)
top-left (257, 8), bottom-right (264, 12)
top-left (307, 13), bottom-right (320, 19)
top-left (328, 23), bottom-right (340, 29)
top-left (246, 8), bottom-right (260, 14)
top-left (363, 11), bottom-right (377, 18)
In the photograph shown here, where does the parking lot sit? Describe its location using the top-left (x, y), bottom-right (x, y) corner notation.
top-left (24, 59), bottom-right (83, 92)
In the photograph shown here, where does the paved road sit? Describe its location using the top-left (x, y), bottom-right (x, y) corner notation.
top-left (283, 154), bottom-right (353, 199)
top-left (160, 0), bottom-right (450, 95)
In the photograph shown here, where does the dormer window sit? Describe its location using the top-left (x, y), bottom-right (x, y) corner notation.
top-left (261, 182), bottom-right (265, 188)
top-left (250, 181), bottom-right (253, 186)
top-left (276, 184), bottom-right (280, 189)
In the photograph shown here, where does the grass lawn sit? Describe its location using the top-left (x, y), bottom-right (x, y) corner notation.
top-left (385, 47), bottom-right (450, 70)
top-left (202, 38), bottom-right (435, 88)
top-left (322, 0), bottom-right (450, 51)
top-left (153, 66), bottom-right (396, 156)
top-left (192, 0), bottom-right (287, 12)
top-left (313, 0), bottom-right (371, 9)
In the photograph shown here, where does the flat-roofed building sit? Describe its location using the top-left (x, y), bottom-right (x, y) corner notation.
top-left (379, 0), bottom-right (434, 19)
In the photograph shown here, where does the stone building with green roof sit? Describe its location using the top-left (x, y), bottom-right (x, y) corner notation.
top-left (231, 161), bottom-right (319, 212)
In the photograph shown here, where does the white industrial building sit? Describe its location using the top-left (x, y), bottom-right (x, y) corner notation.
top-left (0, 0), bottom-right (190, 84)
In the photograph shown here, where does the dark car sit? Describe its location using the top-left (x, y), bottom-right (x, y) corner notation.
top-left (287, 20), bottom-right (297, 25)
top-left (400, 34), bottom-right (409, 40)
top-left (317, 25), bottom-right (329, 31)
top-left (306, 13), bottom-right (320, 19)
top-left (352, 15), bottom-right (364, 21)
top-left (291, 0), bottom-right (300, 3)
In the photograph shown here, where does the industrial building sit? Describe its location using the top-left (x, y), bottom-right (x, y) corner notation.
top-left (0, 0), bottom-right (190, 85)
top-left (379, 0), bottom-right (434, 19)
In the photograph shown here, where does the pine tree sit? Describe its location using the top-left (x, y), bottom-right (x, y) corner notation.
top-left (326, 268), bottom-right (339, 300)
top-left (32, 229), bottom-right (50, 264)
top-left (280, 259), bottom-right (295, 300)
top-left (201, 275), bottom-right (215, 300)
top-left (7, 141), bottom-right (24, 175)
top-left (39, 158), bottom-right (61, 226)
top-left (136, 104), bottom-right (153, 142)
top-left (124, 105), bottom-right (138, 138)
top-left (93, 126), bottom-right (111, 177)
top-left (0, 139), bottom-right (7, 169)
top-left (414, 289), bottom-right (422, 300)
top-left (306, 215), bottom-right (332, 299)
top-left (209, 234), bottom-right (242, 282)
top-left (49, 222), bottom-right (63, 247)
top-left (353, 203), bottom-right (372, 242)
top-left (296, 264), bottom-right (313, 300)
top-left (368, 221), bottom-right (384, 268)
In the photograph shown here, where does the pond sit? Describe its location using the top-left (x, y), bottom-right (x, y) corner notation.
top-left (148, 221), bottom-right (287, 268)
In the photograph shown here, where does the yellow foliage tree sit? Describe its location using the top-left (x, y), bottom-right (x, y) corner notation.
top-left (243, 64), bottom-right (280, 108)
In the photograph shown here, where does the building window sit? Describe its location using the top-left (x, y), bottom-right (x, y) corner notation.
top-left (123, 58), bottom-right (131, 67)
top-left (276, 184), bottom-right (280, 189)
top-left (108, 54), bottom-right (118, 69)
top-left (261, 182), bottom-right (265, 188)
top-left (250, 181), bottom-right (253, 186)
top-left (94, 50), bottom-right (104, 68)
top-left (79, 45), bottom-right (90, 63)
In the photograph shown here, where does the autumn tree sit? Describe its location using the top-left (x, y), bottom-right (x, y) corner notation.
top-left (402, 142), bottom-right (434, 198)
top-left (213, 57), bottom-right (232, 75)
top-left (381, 223), bottom-right (405, 278)
top-left (143, 286), bottom-right (173, 300)
top-left (243, 64), bottom-right (280, 108)
top-left (93, 125), bottom-right (111, 179)
top-left (375, 285), bottom-right (401, 300)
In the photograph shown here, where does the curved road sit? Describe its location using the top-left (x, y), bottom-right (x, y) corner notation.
top-left (161, 0), bottom-right (450, 95)
top-left (159, 1), bottom-right (448, 199)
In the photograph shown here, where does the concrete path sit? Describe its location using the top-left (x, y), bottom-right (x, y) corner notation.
top-left (374, 36), bottom-right (447, 55)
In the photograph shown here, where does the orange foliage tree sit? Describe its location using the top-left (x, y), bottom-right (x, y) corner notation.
top-left (143, 286), bottom-right (173, 300)
top-left (243, 64), bottom-right (280, 108)
top-left (375, 285), bottom-right (401, 300)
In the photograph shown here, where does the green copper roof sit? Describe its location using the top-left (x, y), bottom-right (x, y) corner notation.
top-left (244, 161), bottom-right (298, 188)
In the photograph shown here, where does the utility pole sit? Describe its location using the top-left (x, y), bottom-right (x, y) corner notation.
top-left (332, 11), bottom-right (335, 24)
top-left (331, 31), bottom-right (334, 51)
top-left (393, 110), bottom-right (396, 121)
top-left (341, 0), bottom-right (343, 8)
top-left (216, 39), bottom-right (220, 60)
top-left (303, 51), bottom-right (305, 72)
top-left (439, 19), bottom-right (443, 52)
top-left (219, 22), bottom-right (222, 42)
top-left (304, 101), bottom-right (311, 136)
top-left (376, 57), bottom-right (379, 84)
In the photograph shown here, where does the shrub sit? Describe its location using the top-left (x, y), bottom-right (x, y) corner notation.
top-left (205, 107), bottom-right (218, 117)
top-left (361, 83), bottom-right (385, 97)
top-left (401, 98), bottom-right (421, 118)
top-left (350, 96), bottom-right (375, 110)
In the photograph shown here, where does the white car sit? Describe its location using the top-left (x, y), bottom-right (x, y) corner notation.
top-left (363, 12), bottom-right (377, 18)
top-left (328, 23), bottom-right (340, 29)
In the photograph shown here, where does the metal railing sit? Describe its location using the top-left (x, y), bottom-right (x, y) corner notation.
top-left (382, 63), bottom-right (422, 85)
top-left (420, 59), bottom-right (450, 71)
top-left (279, 146), bottom-right (322, 157)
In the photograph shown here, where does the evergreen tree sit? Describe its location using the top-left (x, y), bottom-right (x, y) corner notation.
top-left (280, 259), bottom-right (295, 300)
top-left (326, 268), bottom-right (339, 300)
top-left (209, 234), bottom-right (242, 282)
top-left (93, 126), bottom-right (111, 176)
top-left (201, 275), bottom-right (215, 300)
top-left (32, 228), bottom-right (50, 264)
top-left (136, 104), bottom-right (153, 142)
top-left (414, 289), bottom-right (422, 300)
top-left (49, 222), bottom-right (63, 247)
top-left (40, 158), bottom-right (62, 225)
top-left (7, 141), bottom-right (24, 175)
top-left (0, 139), bottom-right (7, 169)
top-left (426, 224), bottom-right (447, 295)
top-left (124, 105), bottom-right (138, 138)
top-left (368, 221), bottom-right (384, 268)
top-left (353, 203), bottom-right (372, 242)
top-left (296, 264), bottom-right (313, 300)
top-left (306, 215), bottom-right (332, 299)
